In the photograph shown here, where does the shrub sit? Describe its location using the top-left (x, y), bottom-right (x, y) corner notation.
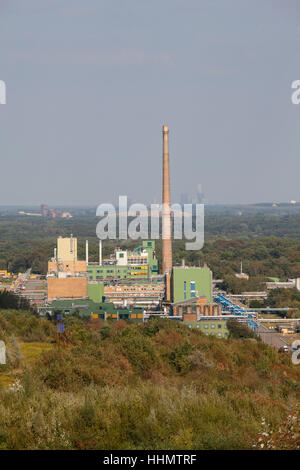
top-left (117, 326), bottom-right (157, 375)
top-left (169, 341), bottom-right (194, 373)
top-left (227, 319), bottom-right (257, 339)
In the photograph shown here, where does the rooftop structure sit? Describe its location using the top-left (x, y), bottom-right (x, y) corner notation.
top-left (87, 240), bottom-right (158, 282)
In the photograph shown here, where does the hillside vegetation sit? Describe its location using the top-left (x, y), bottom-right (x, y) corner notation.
top-left (0, 311), bottom-right (299, 450)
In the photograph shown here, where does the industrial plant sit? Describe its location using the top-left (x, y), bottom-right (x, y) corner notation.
top-left (15, 126), bottom-right (218, 329)
top-left (7, 126), bottom-right (299, 341)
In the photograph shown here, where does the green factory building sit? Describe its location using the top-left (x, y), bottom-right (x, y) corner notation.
top-left (183, 318), bottom-right (229, 338)
top-left (171, 266), bottom-right (212, 304)
top-left (87, 240), bottom-right (158, 282)
top-left (87, 282), bottom-right (104, 303)
top-left (41, 298), bottom-right (144, 322)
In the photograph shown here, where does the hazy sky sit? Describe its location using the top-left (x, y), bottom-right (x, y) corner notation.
top-left (1, 0), bottom-right (300, 206)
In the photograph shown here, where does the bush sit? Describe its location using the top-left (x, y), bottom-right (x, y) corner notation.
top-left (0, 314), bottom-right (299, 449)
top-left (117, 326), bottom-right (157, 375)
top-left (169, 341), bottom-right (194, 373)
top-left (227, 319), bottom-right (257, 339)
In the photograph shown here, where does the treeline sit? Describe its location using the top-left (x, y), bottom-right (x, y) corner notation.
top-left (172, 237), bottom-right (300, 279)
top-left (0, 291), bottom-right (30, 311)
top-left (2, 214), bottom-right (300, 278)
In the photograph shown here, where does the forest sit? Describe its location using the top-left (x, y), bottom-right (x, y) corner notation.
top-left (1, 211), bottom-right (300, 278)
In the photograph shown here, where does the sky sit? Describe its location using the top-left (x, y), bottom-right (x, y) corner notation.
top-left (1, 0), bottom-right (300, 206)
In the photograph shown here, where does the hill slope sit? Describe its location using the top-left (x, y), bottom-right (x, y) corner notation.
top-left (0, 311), bottom-right (299, 450)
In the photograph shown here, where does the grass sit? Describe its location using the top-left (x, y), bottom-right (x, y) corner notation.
top-left (0, 342), bottom-right (54, 389)
top-left (0, 373), bottom-right (15, 388)
top-left (19, 341), bottom-right (54, 363)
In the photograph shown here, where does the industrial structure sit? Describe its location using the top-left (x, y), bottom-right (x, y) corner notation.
top-left (40, 125), bottom-right (219, 323)
top-left (161, 125), bottom-right (172, 277)
top-left (161, 125), bottom-right (173, 302)
top-left (87, 241), bottom-right (159, 281)
top-left (1, 125), bottom-right (298, 353)
top-left (8, 125), bottom-right (226, 329)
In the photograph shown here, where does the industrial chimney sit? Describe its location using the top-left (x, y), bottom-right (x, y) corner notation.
top-left (161, 125), bottom-right (172, 276)
top-left (86, 240), bottom-right (89, 264)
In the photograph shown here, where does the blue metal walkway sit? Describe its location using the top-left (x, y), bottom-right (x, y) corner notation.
top-left (214, 293), bottom-right (259, 333)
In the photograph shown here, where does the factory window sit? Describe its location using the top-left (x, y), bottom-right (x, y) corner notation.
top-left (190, 281), bottom-right (196, 298)
top-left (211, 324), bottom-right (215, 329)
top-left (218, 324), bottom-right (222, 329)
top-left (218, 333), bottom-right (222, 337)
top-left (204, 324), bottom-right (208, 329)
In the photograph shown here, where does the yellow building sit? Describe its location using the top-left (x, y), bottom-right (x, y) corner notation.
top-left (57, 236), bottom-right (77, 262)
top-left (48, 236), bottom-right (86, 276)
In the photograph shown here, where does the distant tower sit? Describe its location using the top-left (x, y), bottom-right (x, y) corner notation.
top-left (41, 204), bottom-right (48, 217)
top-left (197, 184), bottom-right (204, 203)
top-left (161, 125), bottom-right (172, 276)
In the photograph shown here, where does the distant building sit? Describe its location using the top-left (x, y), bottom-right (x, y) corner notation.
top-left (275, 324), bottom-right (295, 334)
top-left (41, 204), bottom-right (48, 217)
top-left (266, 279), bottom-right (295, 290)
top-left (196, 183), bottom-right (204, 203)
top-left (40, 204), bottom-right (72, 218)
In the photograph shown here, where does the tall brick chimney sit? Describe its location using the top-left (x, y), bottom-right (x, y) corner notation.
top-left (161, 125), bottom-right (172, 277)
